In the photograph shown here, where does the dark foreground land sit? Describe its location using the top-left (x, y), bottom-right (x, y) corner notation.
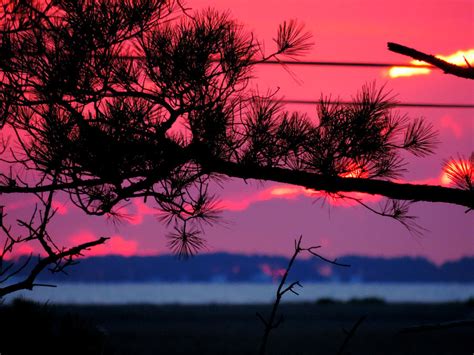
top-left (1, 299), bottom-right (473, 355)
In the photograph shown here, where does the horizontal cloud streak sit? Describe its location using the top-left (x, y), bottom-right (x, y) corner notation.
top-left (70, 231), bottom-right (138, 257)
top-left (218, 184), bottom-right (382, 212)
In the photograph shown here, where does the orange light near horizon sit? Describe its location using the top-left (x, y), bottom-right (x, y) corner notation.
top-left (260, 263), bottom-right (286, 282)
top-left (388, 49), bottom-right (474, 78)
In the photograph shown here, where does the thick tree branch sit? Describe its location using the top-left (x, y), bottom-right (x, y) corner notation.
top-left (201, 158), bottom-right (474, 209)
top-left (387, 42), bottom-right (474, 80)
top-left (0, 178), bottom-right (104, 194)
top-left (3, 155), bottom-right (472, 215)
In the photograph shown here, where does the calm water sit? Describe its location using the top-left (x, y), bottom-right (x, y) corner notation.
top-left (6, 282), bottom-right (474, 304)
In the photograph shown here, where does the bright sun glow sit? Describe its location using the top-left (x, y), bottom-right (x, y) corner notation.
top-left (389, 49), bottom-right (474, 78)
top-left (441, 169), bottom-right (453, 186)
top-left (388, 66), bottom-right (431, 78)
top-left (338, 162), bottom-right (369, 178)
top-left (441, 158), bottom-right (473, 186)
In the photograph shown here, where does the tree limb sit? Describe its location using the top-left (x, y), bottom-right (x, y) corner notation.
top-left (202, 158), bottom-right (474, 209)
top-left (0, 178), bottom-right (104, 194)
top-left (387, 42), bottom-right (474, 80)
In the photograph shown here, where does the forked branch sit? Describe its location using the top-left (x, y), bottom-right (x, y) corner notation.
top-left (257, 235), bottom-right (349, 355)
top-left (0, 236), bottom-right (108, 298)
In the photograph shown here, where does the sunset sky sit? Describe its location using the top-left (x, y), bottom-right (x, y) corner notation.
top-left (7, 0), bottom-right (474, 264)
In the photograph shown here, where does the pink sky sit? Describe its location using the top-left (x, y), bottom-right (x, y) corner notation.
top-left (4, 0), bottom-right (473, 264)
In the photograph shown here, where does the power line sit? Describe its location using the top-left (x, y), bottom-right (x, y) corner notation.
top-left (121, 56), bottom-right (473, 108)
top-left (253, 60), bottom-right (435, 69)
top-left (278, 100), bottom-right (474, 109)
top-left (14, 55), bottom-right (472, 108)
top-left (121, 56), bottom-right (435, 69)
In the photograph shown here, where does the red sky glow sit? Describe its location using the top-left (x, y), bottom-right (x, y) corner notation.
top-left (4, 0), bottom-right (473, 265)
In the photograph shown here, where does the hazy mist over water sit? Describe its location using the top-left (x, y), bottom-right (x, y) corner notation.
top-left (7, 282), bottom-right (474, 305)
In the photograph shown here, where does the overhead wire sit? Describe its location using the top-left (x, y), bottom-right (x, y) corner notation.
top-left (119, 56), bottom-right (473, 109)
top-left (278, 100), bottom-right (474, 109)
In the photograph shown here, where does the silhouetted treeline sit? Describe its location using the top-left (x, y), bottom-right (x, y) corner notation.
top-left (8, 254), bottom-right (473, 283)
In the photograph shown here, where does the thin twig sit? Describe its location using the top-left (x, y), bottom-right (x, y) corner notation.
top-left (337, 315), bottom-right (366, 355)
top-left (0, 237), bottom-right (108, 297)
top-left (257, 235), bottom-right (349, 355)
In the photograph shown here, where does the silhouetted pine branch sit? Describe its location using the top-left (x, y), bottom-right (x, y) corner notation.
top-left (387, 42), bottom-right (474, 80)
top-left (443, 153), bottom-right (473, 191)
top-left (0, 0), bottom-right (471, 272)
